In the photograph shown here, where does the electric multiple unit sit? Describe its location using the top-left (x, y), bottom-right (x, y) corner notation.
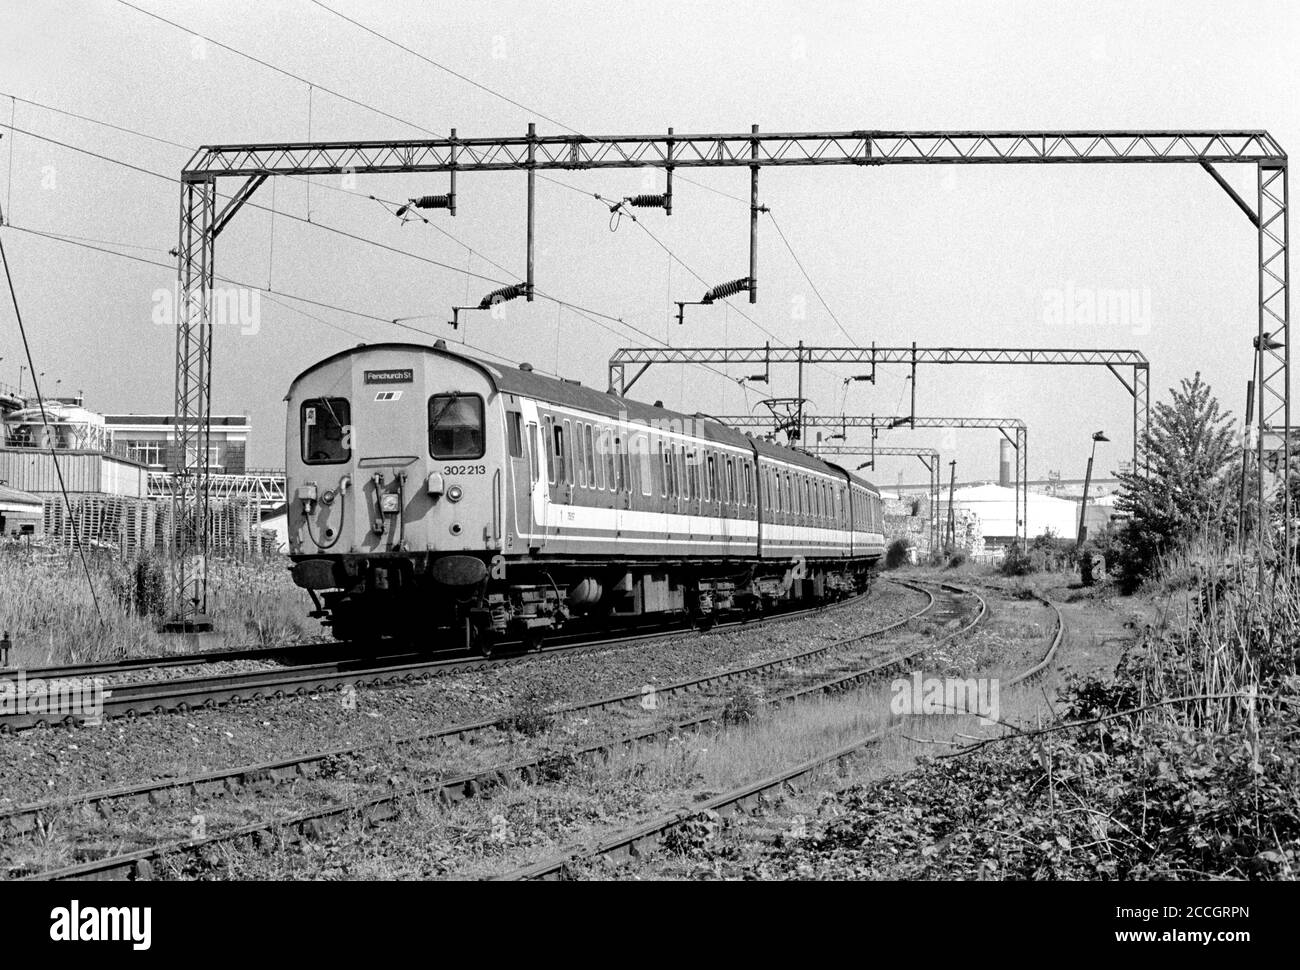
top-left (285, 341), bottom-right (885, 651)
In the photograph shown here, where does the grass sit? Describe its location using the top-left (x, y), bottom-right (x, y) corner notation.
top-left (0, 541), bottom-right (320, 666)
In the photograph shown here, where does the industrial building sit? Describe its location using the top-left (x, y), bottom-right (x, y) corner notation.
top-left (104, 413), bottom-right (251, 474)
top-left (0, 484), bottom-right (43, 537)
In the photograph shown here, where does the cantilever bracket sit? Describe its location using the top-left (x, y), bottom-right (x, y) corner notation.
top-left (1200, 161), bottom-right (1260, 227)
top-left (211, 173), bottom-right (267, 239)
top-left (1105, 362), bottom-right (1136, 397)
top-left (622, 362), bottom-right (652, 395)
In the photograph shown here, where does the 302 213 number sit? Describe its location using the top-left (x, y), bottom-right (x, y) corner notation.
top-left (442, 465), bottom-right (487, 475)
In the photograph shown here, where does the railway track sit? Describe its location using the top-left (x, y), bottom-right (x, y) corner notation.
top-left (0, 590), bottom-right (870, 734)
top-left (500, 588), bottom-right (1063, 880)
top-left (14, 579), bottom-right (967, 880)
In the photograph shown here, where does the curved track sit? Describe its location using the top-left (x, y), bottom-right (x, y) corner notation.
top-left (502, 586), bottom-right (1062, 880)
top-left (16, 580), bottom-right (958, 880)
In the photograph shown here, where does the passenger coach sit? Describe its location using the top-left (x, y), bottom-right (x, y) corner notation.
top-left (285, 341), bottom-right (885, 651)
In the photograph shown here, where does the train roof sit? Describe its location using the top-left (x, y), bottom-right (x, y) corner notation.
top-left (290, 341), bottom-right (879, 494)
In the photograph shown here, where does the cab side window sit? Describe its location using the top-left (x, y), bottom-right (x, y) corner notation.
top-left (302, 398), bottom-right (350, 465)
top-left (507, 412), bottom-right (523, 458)
top-left (428, 394), bottom-right (485, 460)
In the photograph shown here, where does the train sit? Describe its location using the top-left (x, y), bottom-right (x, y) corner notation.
top-left (284, 340), bottom-right (885, 652)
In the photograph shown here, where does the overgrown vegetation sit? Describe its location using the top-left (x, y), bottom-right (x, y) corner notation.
top-left (884, 538), bottom-right (912, 570)
top-left (759, 561), bottom-right (1299, 880)
top-left (0, 541), bottom-right (318, 665)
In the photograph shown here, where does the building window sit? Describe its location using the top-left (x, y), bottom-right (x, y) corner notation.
top-left (184, 444), bottom-right (222, 469)
top-left (124, 440), bottom-right (165, 467)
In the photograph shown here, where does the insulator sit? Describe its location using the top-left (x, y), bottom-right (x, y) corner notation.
top-left (478, 282), bottom-right (528, 309)
top-left (412, 194), bottom-right (452, 209)
top-left (626, 194), bottom-right (667, 208)
top-left (702, 277), bottom-right (752, 304)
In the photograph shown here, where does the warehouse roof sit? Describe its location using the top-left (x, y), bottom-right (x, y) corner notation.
top-left (0, 483), bottom-right (43, 507)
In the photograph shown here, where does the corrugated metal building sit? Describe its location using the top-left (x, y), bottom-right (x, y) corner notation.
top-left (0, 448), bottom-right (147, 497)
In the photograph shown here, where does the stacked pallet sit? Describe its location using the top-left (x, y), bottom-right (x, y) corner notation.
top-left (41, 495), bottom-right (157, 555)
top-left (42, 496), bottom-right (263, 559)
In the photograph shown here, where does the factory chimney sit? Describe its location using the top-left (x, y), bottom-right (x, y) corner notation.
top-left (999, 439), bottom-right (1012, 488)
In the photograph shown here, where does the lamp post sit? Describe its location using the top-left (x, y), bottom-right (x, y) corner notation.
top-left (1077, 431), bottom-right (1109, 549)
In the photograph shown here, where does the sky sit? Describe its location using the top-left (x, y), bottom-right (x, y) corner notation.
top-left (0, 0), bottom-right (1296, 482)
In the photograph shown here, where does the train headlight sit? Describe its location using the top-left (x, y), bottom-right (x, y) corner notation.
top-left (447, 485), bottom-right (464, 503)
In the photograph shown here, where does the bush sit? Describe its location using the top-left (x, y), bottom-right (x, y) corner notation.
top-left (500, 687), bottom-right (554, 736)
top-left (884, 538), bottom-right (911, 569)
top-left (945, 550), bottom-right (968, 569)
top-left (721, 684), bottom-right (764, 725)
top-left (999, 543), bottom-right (1036, 577)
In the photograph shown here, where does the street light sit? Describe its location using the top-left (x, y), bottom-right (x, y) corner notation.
top-left (1077, 431), bottom-right (1109, 548)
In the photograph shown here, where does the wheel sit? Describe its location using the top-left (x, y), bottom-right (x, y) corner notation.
top-left (524, 630), bottom-right (545, 653)
top-left (476, 629), bottom-right (498, 658)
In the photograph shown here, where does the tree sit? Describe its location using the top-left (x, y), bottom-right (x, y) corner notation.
top-left (1112, 372), bottom-right (1236, 590)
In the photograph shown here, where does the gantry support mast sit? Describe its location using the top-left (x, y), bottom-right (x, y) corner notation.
top-left (172, 128), bottom-right (1286, 626)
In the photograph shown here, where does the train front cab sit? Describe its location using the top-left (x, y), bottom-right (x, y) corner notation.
top-left (286, 344), bottom-right (505, 642)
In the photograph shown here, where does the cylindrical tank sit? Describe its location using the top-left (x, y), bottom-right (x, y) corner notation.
top-left (999, 439), bottom-right (1012, 488)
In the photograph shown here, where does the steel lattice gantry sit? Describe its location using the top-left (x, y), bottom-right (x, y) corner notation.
top-left (720, 414), bottom-right (1028, 544)
top-left (613, 343), bottom-right (1144, 472)
top-left (811, 445), bottom-right (942, 553)
top-left (172, 128), bottom-right (1286, 625)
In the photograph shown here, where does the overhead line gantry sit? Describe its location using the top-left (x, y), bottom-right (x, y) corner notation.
top-left (171, 126), bottom-right (1287, 627)
top-left (721, 413), bottom-right (1029, 543)
top-left (610, 344), bottom-right (1146, 475)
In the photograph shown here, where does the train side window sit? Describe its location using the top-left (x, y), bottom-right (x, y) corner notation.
top-left (599, 426), bottom-right (613, 491)
top-left (573, 423), bottom-right (584, 488)
top-left (507, 412), bottom-right (523, 458)
top-left (527, 423), bottom-right (540, 483)
top-left (620, 439), bottom-right (632, 494)
top-left (302, 397), bottom-right (351, 465)
top-left (546, 417), bottom-right (558, 485)
top-left (635, 435), bottom-right (653, 497)
top-left (428, 393), bottom-right (485, 460)
top-left (584, 424), bottom-right (596, 488)
top-left (658, 442), bottom-right (669, 497)
top-left (705, 454), bottom-right (715, 502)
top-left (562, 419), bottom-right (574, 485)
top-left (726, 459), bottom-right (736, 506)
